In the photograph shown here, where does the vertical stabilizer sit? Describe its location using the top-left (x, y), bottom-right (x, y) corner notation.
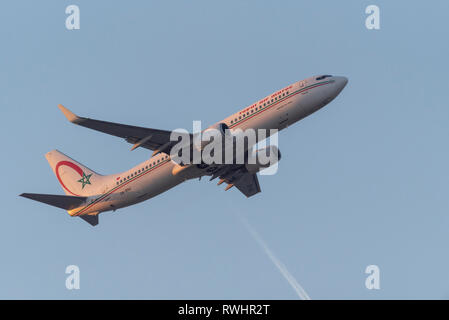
top-left (45, 150), bottom-right (103, 197)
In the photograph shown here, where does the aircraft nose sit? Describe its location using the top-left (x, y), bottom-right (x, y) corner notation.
top-left (334, 76), bottom-right (348, 92)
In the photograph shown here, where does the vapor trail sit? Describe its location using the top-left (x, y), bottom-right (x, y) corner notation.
top-left (240, 217), bottom-right (311, 300)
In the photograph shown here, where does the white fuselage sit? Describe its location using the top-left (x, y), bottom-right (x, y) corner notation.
top-left (69, 75), bottom-right (347, 217)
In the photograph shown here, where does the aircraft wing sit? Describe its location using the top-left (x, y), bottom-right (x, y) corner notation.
top-left (233, 172), bottom-right (261, 198)
top-left (58, 105), bottom-right (191, 154)
top-left (207, 164), bottom-right (261, 198)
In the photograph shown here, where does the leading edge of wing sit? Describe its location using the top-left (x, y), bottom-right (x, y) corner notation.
top-left (57, 104), bottom-right (189, 152)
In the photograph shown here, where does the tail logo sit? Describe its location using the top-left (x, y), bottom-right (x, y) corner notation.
top-left (77, 172), bottom-right (92, 189)
top-left (55, 161), bottom-right (93, 195)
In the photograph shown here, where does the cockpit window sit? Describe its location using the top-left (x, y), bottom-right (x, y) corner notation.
top-left (316, 75), bottom-right (332, 80)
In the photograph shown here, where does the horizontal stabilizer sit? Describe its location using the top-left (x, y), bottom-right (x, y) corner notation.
top-left (80, 214), bottom-right (99, 226)
top-left (20, 193), bottom-right (87, 210)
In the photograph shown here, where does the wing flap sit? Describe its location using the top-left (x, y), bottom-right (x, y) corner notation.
top-left (210, 164), bottom-right (262, 198)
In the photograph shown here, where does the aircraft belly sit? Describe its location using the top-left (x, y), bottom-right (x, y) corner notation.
top-left (138, 164), bottom-right (182, 199)
top-left (91, 162), bottom-right (183, 212)
top-left (120, 161), bottom-right (182, 208)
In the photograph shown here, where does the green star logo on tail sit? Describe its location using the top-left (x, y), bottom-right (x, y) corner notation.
top-left (77, 172), bottom-right (92, 189)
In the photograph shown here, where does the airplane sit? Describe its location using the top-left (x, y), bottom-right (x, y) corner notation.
top-left (20, 75), bottom-right (348, 226)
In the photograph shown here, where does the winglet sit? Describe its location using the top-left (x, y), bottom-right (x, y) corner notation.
top-left (58, 104), bottom-right (81, 123)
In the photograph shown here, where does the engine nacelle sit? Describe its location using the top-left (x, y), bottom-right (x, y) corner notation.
top-left (245, 145), bottom-right (281, 173)
top-left (205, 122), bottom-right (229, 136)
top-left (195, 122), bottom-right (230, 151)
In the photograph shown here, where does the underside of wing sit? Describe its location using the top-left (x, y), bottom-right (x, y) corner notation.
top-left (207, 164), bottom-right (261, 198)
top-left (58, 104), bottom-right (191, 155)
top-left (233, 172), bottom-right (261, 198)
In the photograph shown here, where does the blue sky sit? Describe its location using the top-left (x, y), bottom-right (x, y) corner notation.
top-left (1, 1), bottom-right (449, 299)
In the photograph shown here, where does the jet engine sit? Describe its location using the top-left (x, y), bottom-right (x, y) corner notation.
top-left (198, 122), bottom-right (230, 150)
top-left (245, 145), bottom-right (281, 173)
